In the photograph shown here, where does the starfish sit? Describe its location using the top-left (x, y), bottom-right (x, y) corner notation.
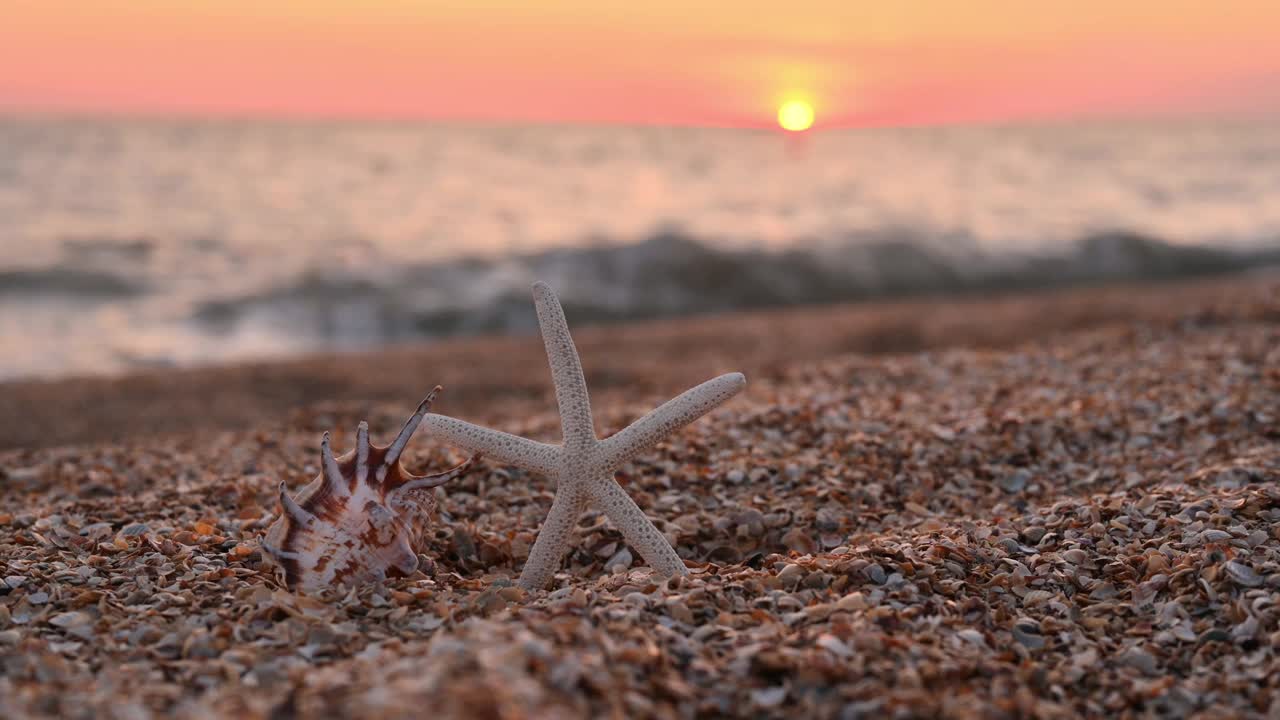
top-left (424, 282), bottom-right (745, 589)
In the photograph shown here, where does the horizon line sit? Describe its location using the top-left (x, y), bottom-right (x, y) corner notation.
top-left (1, 103), bottom-right (1277, 133)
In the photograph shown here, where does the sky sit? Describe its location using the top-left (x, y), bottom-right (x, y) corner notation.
top-left (2, 1), bottom-right (1279, 128)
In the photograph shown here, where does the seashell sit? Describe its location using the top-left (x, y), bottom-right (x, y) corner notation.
top-left (262, 386), bottom-right (475, 593)
top-left (1223, 560), bottom-right (1263, 588)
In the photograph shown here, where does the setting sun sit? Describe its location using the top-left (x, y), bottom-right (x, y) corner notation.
top-left (778, 100), bottom-right (815, 132)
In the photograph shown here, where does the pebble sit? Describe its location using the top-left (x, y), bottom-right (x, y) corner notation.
top-left (816, 633), bottom-right (853, 658)
top-left (1012, 621), bottom-right (1046, 650)
top-left (1120, 647), bottom-right (1158, 675)
top-left (836, 592), bottom-right (868, 611)
top-left (777, 563), bottom-right (805, 588)
top-left (862, 564), bottom-right (887, 585)
top-left (666, 601), bottom-right (694, 625)
top-left (752, 687), bottom-right (788, 708)
top-left (1223, 560), bottom-right (1262, 587)
top-left (999, 469), bottom-right (1031, 493)
top-left (1198, 529), bottom-right (1233, 544)
top-left (49, 611), bottom-right (90, 628)
top-left (802, 571), bottom-right (832, 589)
top-left (604, 548), bottom-right (633, 573)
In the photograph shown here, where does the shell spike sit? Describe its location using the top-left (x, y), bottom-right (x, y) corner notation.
top-left (391, 453), bottom-right (477, 498)
top-left (261, 539), bottom-right (301, 561)
top-left (320, 431), bottom-right (349, 497)
top-left (355, 421), bottom-right (370, 481)
top-left (278, 481), bottom-right (316, 527)
top-left (384, 385), bottom-right (442, 469)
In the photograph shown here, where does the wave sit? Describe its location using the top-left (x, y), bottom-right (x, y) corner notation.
top-left (0, 267), bottom-right (146, 298)
top-left (189, 230), bottom-right (1280, 346)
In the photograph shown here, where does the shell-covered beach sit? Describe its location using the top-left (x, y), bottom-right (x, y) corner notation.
top-left (1, 275), bottom-right (1278, 719)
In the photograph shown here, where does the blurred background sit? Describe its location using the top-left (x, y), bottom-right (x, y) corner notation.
top-left (2, 1), bottom-right (1279, 380)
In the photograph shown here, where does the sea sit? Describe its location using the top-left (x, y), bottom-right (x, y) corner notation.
top-left (1, 116), bottom-right (1278, 380)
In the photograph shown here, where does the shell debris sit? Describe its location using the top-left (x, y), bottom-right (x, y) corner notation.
top-left (0, 279), bottom-right (1278, 718)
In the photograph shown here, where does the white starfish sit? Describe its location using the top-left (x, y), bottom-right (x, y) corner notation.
top-left (424, 282), bottom-right (745, 590)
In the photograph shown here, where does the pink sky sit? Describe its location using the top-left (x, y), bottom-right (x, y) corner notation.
top-left (2, 1), bottom-right (1279, 127)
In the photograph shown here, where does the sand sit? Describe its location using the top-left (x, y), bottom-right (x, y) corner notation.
top-left (3, 275), bottom-right (1277, 453)
top-left (1, 274), bottom-right (1278, 718)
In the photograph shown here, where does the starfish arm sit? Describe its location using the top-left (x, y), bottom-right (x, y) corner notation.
top-left (585, 476), bottom-right (688, 578)
top-left (532, 281), bottom-right (596, 450)
top-left (517, 486), bottom-right (588, 590)
top-left (599, 372), bottom-right (746, 474)
top-left (422, 414), bottom-right (561, 477)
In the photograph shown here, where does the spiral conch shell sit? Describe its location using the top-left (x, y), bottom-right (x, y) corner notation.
top-left (262, 386), bottom-right (474, 593)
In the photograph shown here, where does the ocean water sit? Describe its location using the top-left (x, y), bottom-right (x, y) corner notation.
top-left (1, 116), bottom-right (1278, 380)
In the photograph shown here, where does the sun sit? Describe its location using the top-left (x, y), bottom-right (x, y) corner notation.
top-left (777, 100), bottom-right (814, 132)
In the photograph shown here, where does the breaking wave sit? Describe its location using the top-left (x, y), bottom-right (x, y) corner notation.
top-left (192, 230), bottom-right (1280, 344)
top-left (3, 227), bottom-right (1277, 379)
top-left (0, 267), bottom-right (146, 298)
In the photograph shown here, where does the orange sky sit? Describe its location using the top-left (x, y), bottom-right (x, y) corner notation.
top-left (2, 1), bottom-right (1279, 127)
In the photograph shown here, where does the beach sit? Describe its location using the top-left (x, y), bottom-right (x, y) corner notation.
top-left (1, 274), bottom-right (1278, 718)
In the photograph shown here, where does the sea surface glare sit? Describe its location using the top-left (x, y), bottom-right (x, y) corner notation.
top-left (1, 117), bottom-right (1278, 379)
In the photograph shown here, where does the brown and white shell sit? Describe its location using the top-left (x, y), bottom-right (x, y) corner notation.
top-left (262, 386), bottom-right (475, 593)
